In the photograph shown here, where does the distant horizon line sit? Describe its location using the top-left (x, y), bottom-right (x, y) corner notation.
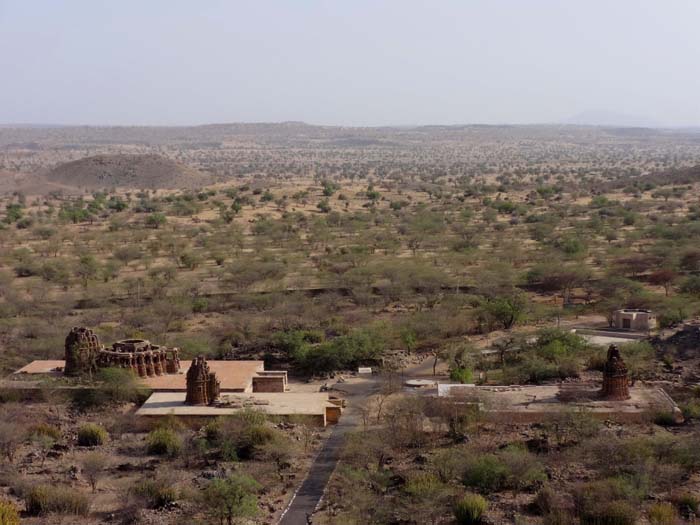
top-left (2, 120), bottom-right (700, 131)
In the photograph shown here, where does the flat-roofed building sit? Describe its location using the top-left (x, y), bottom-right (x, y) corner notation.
top-left (612, 309), bottom-right (656, 332)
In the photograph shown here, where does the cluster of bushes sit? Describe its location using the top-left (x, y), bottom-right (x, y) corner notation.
top-left (573, 478), bottom-right (640, 525)
top-left (28, 423), bottom-right (61, 441)
top-left (24, 484), bottom-right (89, 516)
top-left (536, 474), bottom-right (692, 524)
top-left (71, 368), bottom-right (150, 410)
top-left (503, 329), bottom-right (589, 384)
top-left (461, 445), bottom-right (545, 493)
top-left (147, 427), bottom-right (183, 457)
top-left (274, 327), bottom-right (385, 375)
top-left (582, 433), bottom-right (700, 477)
top-left (454, 493), bottom-right (488, 524)
top-left (0, 500), bottom-right (19, 525)
top-left (145, 410), bottom-right (291, 467)
top-left (522, 433), bottom-right (700, 523)
top-left (131, 476), bottom-right (178, 509)
top-left (204, 410), bottom-right (280, 461)
top-left (77, 423), bottom-right (109, 447)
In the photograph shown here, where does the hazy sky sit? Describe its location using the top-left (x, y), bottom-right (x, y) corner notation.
top-left (1, 0), bottom-right (700, 127)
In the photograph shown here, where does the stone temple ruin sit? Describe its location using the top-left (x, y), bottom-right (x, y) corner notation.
top-left (600, 344), bottom-right (630, 401)
top-left (185, 356), bottom-right (220, 406)
top-left (63, 326), bottom-right (181, 378)
top-left (64, 327), bottom-right (101, 377)
top-left (438, 344), bottom-right (681, 423)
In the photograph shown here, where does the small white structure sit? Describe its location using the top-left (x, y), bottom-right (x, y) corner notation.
top-left (404, 379), bottom-right (437, 388)
top-left (357, 367), bottom-right (373, 374)
top-left (612, 309), bottom-right (656, 332)
top-left (437, 383), bottom-right (476, 397)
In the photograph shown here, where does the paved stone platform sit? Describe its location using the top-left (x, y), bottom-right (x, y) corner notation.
top-left (12, 359), bottom-right (265, 392)
top-left (136, 391), bottom-right (338, 426)
top-left (442, 383), bottom-right (681, 423)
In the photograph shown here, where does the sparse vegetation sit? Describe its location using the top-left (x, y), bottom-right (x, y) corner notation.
top-left (0, 500), bottom-right (19, 525)
top-left (2, 123), bottom-right (700, 524)
top-left (146, 427), bottom-right (183, 457)
top-left (454, 493), bottom-right (488, 524)
top-left (77, 423), bottom-right (109, 447)
top-left (24, 484), bottom-right (90, 516)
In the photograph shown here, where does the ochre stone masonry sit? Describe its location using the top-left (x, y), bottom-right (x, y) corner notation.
top-left (64, 327), bottom-right (101, 377)
top-left (185, 356), bottom-right (220, 406)
top-left (63, 327), bottom-right (180, 378)
top-left (252, 375), bottom-right (286, 393)
top-left (601, 344), bottom-right (630, 401)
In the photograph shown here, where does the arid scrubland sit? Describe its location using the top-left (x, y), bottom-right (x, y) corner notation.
top-left (0, 123), bottom-right (700, 524)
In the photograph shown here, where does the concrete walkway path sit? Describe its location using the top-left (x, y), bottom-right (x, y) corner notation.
top-left (279, 358), bottom-right (442, 524)
top-left (278, 421), bottom-right (350, 524)
top-left (278, 376), bottom-right (377, 525)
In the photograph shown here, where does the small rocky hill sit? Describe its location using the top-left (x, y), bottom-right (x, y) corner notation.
top-left (44, 154), bottom-right (212, 190)
top-left (0, 169), bottom-right (75, 195)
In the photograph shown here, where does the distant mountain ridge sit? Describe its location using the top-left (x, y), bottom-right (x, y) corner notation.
top-left (562, 110), bottom-right (662, 128)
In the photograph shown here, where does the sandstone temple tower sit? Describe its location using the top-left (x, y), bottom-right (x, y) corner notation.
top-left (185, 356), bottom-right (220, 406)
top-left (63, 327), bottom-right (180, 378)
top-left (601, 344), bottom-right (630, 401)
top-left (64, 327), bottom-right (101, 377)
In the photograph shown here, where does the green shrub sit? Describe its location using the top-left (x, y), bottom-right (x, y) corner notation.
top-left (680, 275), bottom-right (700, 296)
top-left (132, 477), bottom-right (178, 509)
top-left (454, 493), bottom-right (487, 524)
top-left (77, 424), bottom-right (108, 446)
top-left (404, 472), bottom-right (443, 499)
top-left (28, 423), bottom-right (61, 440)
top-left (219, 438), bottom-right (240, 462)
top-left (682, 400), bottom-right (700, 419)
top-left (24, 484), bottom-right (90, 516)
top-left (236, 424), bottom-right (275, 460)
top-left (292, 327), bottom-right (385, 374)
top-left (498, 445), bottom-right (547, 490)
top-left (70, 388), bottom-right (104, 411)
top-left (462, 446), bottom-right (545, 493)
top-left (503, 357), bottom-right (561, 384)
top-left (70, 368), bottom-right (148, 410)
top-left (648, 502), bottom-right (677, 525)
top-left (543, 510), bottom-right (574, 525)
top-left (204, 419), bottom-right (221, 443)
top-left (97, 367), bottom-right (149, 404)
top-left (653, 411), bottom-right (677, 427)
top-left (619, 341), bottom-right (655, 380)
top-left (147, 428), bottom-right (182, 457)
top-left (192, 297), bottom-right (209, 313)
top-left (657, 310), bottom-right (684, 329)
top-left (581, 500), bottom-right (637, 525)
top-left (450, 367), bottom-right (473, 384)
top-left (673, 493), bottom-right (699, 515)
top-left (462, 455), bottom-right (508, 493)
top-left (499, 329), bottom-right (590, 383)
top-left (574, 480), bottom-right (639, 525)
top-left (0, 500), bottom-right (19, 525)
top-left (534, 485), bottom-right (564, 515)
